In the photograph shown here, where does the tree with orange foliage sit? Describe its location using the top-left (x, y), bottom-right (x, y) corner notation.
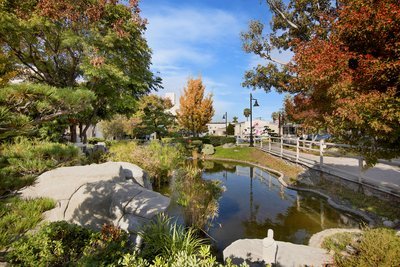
top-left (244, 0), bottom-right (400, 163)
top-left (177, 78), bottom-right (214, 137)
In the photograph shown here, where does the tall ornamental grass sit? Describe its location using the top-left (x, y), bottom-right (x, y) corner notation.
top-left (107, 140), bottom-right (185, 187)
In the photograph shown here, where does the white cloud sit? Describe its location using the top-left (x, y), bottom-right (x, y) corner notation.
top-left (145, 6), bottom-right (242, 68)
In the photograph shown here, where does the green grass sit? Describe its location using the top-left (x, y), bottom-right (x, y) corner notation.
top-left (0, 197), bottom-right (55, 249)
top-left (211, 146), bottom-right (303, 183)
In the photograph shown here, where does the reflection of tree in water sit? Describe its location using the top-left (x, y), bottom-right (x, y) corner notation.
top-left (198, 160), bottom-right (236, 174)
top-left (171, 166), bottom-right (223, 230)
top-left (242, 169), bottom-right (357, 243)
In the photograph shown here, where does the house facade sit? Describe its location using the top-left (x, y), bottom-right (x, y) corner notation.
top-left (234, 119), bottom-right (279, 138)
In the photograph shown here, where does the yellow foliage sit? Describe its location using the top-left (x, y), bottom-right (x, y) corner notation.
top-left (177, 77), bottom-right (214, 136)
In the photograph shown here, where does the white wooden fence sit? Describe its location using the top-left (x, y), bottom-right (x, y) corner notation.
top-left (248, 136), bottom-right (400, 197)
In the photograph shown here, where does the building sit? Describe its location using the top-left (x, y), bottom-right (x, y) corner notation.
top-left (234, 119), bottom-right (279, 138)
top-left (165, 92), bottom-right (179, 116)
top-left (206, 122), bottom-right (227, 136)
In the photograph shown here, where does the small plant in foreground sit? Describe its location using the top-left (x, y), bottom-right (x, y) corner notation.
top-left (322, 228), bottom-right (400, 267)
top-left (0, 197), bottom-right (55, 249)
top-left (139, 214), bottom-right (205, 260)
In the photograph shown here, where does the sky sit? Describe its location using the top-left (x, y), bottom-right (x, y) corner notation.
top-left (140, 0), bottom-right (292, 123)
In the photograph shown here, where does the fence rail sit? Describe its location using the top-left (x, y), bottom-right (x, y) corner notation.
top-left (244, 136), bottom-right (400, 197)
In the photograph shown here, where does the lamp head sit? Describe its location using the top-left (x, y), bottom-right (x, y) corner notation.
top-left (222, 114), bottom-right (226, 120)
top-left (253, 100), bottom-right (259, 107)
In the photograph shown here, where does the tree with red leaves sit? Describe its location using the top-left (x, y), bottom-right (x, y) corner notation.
top-left (244, 0), bottom-right (400, 163)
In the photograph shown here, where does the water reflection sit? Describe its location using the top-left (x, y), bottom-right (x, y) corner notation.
top-left (164, 161), bottom-right (363, 253)
top-left (169, 166), bottom-right (223, 230)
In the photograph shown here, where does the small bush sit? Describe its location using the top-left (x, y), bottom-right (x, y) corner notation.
top-left (0, 197), bottom-right (55, 249)
top-left (139, 214), bottom-right (206, 261)
top-left (107, 141), bottom-right (185, 188)
top-left (8, 221), bottom-right (91, 265)
top-left (120, 246), bottom-right (247, 267)
top-left (79, 224), bottom-right (130, 266)
top-left (323, 228), bottom-right (400, 267)
top-left (208, 136), bottom-right (236, 147)
top-left (0, 138), bottom-right (82, 194)
top-left (8, 222), bottom-right (130, 266)
top-left (87, 137), bottom-right (106, 144)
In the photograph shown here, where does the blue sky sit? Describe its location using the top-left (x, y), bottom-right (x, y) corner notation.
top-left (140, 0), bottom-right (291, 122)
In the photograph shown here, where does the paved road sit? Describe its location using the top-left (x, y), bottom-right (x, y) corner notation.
top-left (260, 144), bottom-right (400, 196)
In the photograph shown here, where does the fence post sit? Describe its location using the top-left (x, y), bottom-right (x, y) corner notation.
top-left (260, 138), bottom-right (263, 148)
top-left (319, 140), bottom-right (324, 166)
top-left (268, 137), bottom-right (271, 152)
top-left (358, 157), bottom-right (364, 183)
top-left (280, 137), bottom-right (283, 157)
top-left (296, 137), bottom-right (300, 163)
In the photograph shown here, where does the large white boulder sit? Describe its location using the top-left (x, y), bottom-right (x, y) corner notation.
top-left (223, 238), bottom-right (332, 267)
top-left (20, 162), bottom-right (169, 232)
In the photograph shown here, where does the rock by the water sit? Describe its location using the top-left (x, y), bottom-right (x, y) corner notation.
top-left (223, 238), bottom-right (332, 267)
top-left (20, 162), bottom-right (169, 233)
top-left (222, 143), bottom-right (236, 148)
top-left (383, 220), bottom-right (395, 228)
top-left (202, 144), bottom-right (215, 155)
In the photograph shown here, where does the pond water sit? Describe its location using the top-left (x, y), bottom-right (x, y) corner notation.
top-left (163, 161), bottom-right (363, 254)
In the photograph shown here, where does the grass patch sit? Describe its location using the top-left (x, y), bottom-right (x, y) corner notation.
top-left (0, 197), bottom-right (55, 249)
top-left (211, 146), bottom-right (303, 183)
top-left (322, 228), bottom-right (400, 267)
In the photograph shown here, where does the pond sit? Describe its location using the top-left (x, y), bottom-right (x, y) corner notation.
top-left (161, 160), bottom-right (363, 255)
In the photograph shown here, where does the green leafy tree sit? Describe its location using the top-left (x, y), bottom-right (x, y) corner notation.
top-left (226, 123), bottom-right (235, 135)
top-left (0, 0), bottom-right (161, 142)
top-left (100, 115), bottom-right (132, 140)
top-left (0, 83), bottom-right (95, 141)
top-left (133, 95), bottom-right (175, 139)
top-left (232, 116), bottom-right (239, 123)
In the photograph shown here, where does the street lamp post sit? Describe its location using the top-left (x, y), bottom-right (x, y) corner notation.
top-left (222, 112), bottom-right (228, 137)
top-left (249, 93), bottom-right (259, 147)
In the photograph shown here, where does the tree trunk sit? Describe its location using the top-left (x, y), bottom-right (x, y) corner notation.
top-left (79, 123), bottom-right (83, 141)
top-left (82, 124), bottom-right (91, 144)
top-left (70, 124), bottom-right (77, 143)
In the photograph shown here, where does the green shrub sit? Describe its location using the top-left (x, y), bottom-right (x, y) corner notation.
top-left (0, 197), bottom-right (55, 249)
top-left (139, 214), bottom-right (206, 261)
top-left (87, 137), bottom-right (106, 144)
top-left (120, 247), bottom-right (248, 267)
top-left (0, 137), bottom-right (82, 193)
top-left (8, 222), bottom-right (130, 266)
top-left (107, 141), bottom-right (185, 188)
top-left (208, 136), bottom-right (236, 147)
top-left (8, 221), bottom-right (91, 265)
top-left (79, 224), bottom-right (130, 266)
top-left (323, 228), bottom-right (400, 267)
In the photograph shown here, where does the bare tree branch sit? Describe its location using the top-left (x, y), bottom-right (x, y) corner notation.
top-left (267, 0), bottom-right (299, 29)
